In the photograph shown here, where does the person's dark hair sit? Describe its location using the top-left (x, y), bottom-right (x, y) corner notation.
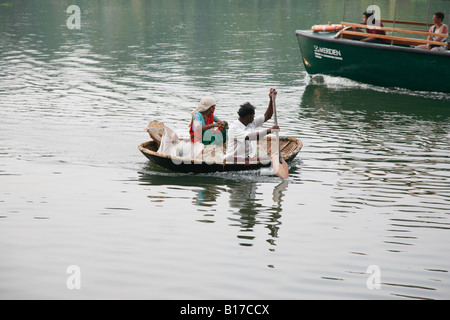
top-left (238, 102), bottom-right (255, 118)
top-left (363, 11), bottom-right (377, 25)
top-left (363, 11), bottom-right (374, 18)
top-left (435, 11), bottom-right (445, 21)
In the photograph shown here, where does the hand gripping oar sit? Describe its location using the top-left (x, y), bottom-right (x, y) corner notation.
top-left (271, 92), bottom-right (289, 179)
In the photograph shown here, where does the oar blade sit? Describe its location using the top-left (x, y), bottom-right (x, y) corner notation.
top-left (272, 153), bottom-right (289, 179)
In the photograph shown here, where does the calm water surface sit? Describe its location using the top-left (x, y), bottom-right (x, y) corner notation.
top-left (1, 0), bottom-right (449, 299)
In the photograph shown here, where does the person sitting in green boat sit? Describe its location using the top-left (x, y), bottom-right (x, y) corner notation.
top-left (225, 88), bottom-right (280, 163)
top-left (189, 96), bottom-right (228, 146)
top-left (354, 10), bottom-right (386, 43)
top-left (416, 12), bottom-right (448, 51)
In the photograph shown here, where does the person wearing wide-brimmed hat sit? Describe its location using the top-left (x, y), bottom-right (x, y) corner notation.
top-left (189, 96), bottom-right (228, 145)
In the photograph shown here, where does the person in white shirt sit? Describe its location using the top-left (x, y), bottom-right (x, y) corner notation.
top-left (416, 12), bottom-right (448, 51)
top-left (225, 88), bottom-right (280, 163)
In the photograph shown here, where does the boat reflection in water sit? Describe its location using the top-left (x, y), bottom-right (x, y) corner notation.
top-left (138, 165), bottom-right (292, 250)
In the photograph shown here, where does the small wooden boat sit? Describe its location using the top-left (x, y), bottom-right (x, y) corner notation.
top-left (138, 136), bottom-right (303, 174)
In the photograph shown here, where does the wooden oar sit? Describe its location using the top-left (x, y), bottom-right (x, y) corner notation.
top-left (271, 92), bottom-right (289, 179)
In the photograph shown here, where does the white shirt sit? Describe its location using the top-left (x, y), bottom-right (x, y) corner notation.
top-left (432, 24), bottom-right (448, 42)
top-left (225, 115), bottom-right (265, 162)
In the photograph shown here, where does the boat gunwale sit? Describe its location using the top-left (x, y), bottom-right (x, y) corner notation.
top-left (295, 29), bottom-right (450, 58)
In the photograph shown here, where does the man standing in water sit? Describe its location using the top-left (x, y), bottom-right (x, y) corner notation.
top-left (225, 88), bottom-right (280, 163)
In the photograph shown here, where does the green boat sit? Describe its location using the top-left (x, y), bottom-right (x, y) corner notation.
top-left (295, 1), bottom-right (449, 93)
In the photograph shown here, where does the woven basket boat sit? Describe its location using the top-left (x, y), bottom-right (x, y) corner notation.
top-left (138, 135), bottom-right (303, 174)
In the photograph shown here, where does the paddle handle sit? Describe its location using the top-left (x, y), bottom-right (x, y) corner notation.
top-left (271, 91), bottom-right (282, 163)
top-left (272, 91), bottom-right (278, 126)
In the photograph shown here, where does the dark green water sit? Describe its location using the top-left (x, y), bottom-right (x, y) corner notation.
top-left (0, 0), bottom-right (449, 299)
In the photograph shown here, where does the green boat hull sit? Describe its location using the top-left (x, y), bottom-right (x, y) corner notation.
top-left (296, 30), bottom-right (450, 93)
